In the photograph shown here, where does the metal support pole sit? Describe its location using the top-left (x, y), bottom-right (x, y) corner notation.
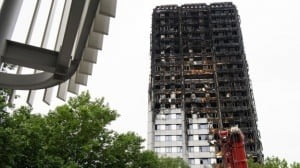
top-left (0, 0), bottom-right (23, 65)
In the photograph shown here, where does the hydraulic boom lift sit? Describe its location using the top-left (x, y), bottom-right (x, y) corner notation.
top-left (218, 127), bottom-right (248, 168)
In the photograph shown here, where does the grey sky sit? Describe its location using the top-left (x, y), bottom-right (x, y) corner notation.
top-left (11, 0), bottom-right (300, 163)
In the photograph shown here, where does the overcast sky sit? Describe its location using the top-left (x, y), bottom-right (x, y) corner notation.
top-left (10, 0), bottom-right (300, 163)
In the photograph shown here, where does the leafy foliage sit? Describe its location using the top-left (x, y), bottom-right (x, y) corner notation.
top-left (0, 92), bottom-right (189, 167)
top-left (158, 157), bottom-right (190, 168)
top-left (264, 157), bottom-right (288, 168)
top-left (0, 63), bottom-right (15, 112)
top-left (248, 158), bottom-right (263, 168)
top-left (248, 157), bottom-right (299, 168)
top-left (0, 88), bottom-right (12, 114)
top-left (290, 162), bottom-right (300, 168)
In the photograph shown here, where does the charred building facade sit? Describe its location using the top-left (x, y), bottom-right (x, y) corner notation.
top-left (148, 2), bottom-right (263, 167)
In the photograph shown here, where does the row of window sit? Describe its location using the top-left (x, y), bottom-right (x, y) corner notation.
top-left (184, 83), bottom-right (214, 89)
top-left (155, 92), bottom-right (215, 100)
top-left (155, 124), bottom-right (182, 130)
top-left (154, 103), bottom-right (181, 109)
top-left (155, 123), bottom-right (210, 131)
top-left (159, 11), bottom-right (236, 20)
top-left (211, 9), bottom-right (236, 15)
top-left (152, 83), bottom-right (214, 91)
top-left (186, 113), bottom-right (218, 120)
top-left (219, 90), bottom-right (247, 97)
top-left (188, 146), bottom-right (214, 152)
top-left (215, 46), bottom-right (241, 52)
top-left (156, 113), bottom-right (182, 120)
top-left (185, 92), bottom-right (216, 98)
top-left (155, 147), bottom-right (215, 154)
top-left (153, 65), bottom-right (180, 72)
top-left (188, 134), bottom-right (210, 141)
top-left (159, 20), bottom-right (178, 25)
top-left (218, 81), bottom-right (246, 87)
top-left (182, 11), bottom-right (208, 16)
top-left (218, 73), bottom-right (245, 78)
top-left (182, 25), bottom-right (209, 31)
top-left (185, 102), bottom-right (217, 109)
top-left (158, 13), bottom-right (178, 18)
top-left (155, 135), bottom-right (182, 142)
top-left (152, 84), bottom-right (182, 90)
top-left (183, 48), bottom-right (213, 55)
top-left (221, 101), bottom-right (249, 107)
top-left (153, 55), bottom-right (213, 63)
top-left (154, 147), bottom-right (183, 153)
top-left (156, 26), bottom-right (178, 32)
top-left (154, 57), bottom-right (180, 63)
top-left (212, 30), bottom-right (238, 36)
top-left (188, 123), bottom-right (209, 129)
top-left (184, 64), bottom-right (213, 70)
top-left (158, 93), bottom-right (180, 99)
top-left (214, 38), bottom-right (239, 44)
top-left (211, 21), bottom-right (237, 28)
top-left (160, 34), bottom-right (177, 39)
top-left (188, 158), bottom-right (214, 165)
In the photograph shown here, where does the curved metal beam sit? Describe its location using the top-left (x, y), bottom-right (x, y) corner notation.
top-left (0, 0), bottom-right (100, 90)
top-left (0, 72), bottom-right (56, 89)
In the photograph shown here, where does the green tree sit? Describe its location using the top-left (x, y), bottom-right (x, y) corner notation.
top-left (0, 92), bottom-right (189, 168)
top-left (0, 86), bottom-right (17, 167)
top-left (135, 150), bottom-right (160, 168)
top-left (290, 162), bottom-right (300, 168)
top-left (264, 157), bottom-right (288, 168)
top-left (248, 156), bottom-right (300, 168)
top-left (0, 92), bottom-right (119, 167)
top-left (103, 132), bottom-right (144, 168)
top-left (248, 158), bottom-right (263, 168)
top-left (0, 88), bottom-right (12, 118)
top-left (159, 157), bottom-right (190, 168)
top-left (0, 63), bottom-right (15, 112)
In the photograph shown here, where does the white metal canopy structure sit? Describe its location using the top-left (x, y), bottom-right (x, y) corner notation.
top-left (0, 0), bottom-right (116, 105)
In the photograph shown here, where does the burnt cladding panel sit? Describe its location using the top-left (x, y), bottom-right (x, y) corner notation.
top-left (210, 2), bottom-right (263, 161)
top-left (151, 5), bottom-right (182, 113)
top-left (180, 4), bottom-right (219, 122)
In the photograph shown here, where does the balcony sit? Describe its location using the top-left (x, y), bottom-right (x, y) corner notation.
top-left (188, 129), bottom-right (209, 135)
top-left (155, 119), bottom-right (182, 125)
top-left (218, 86), bottom-right (248, 91)
top-left (188, 118), bottom-right (208, 124)
top-left (188, 140), bottom-right (210, 146)
top-left (154, 141), bottom-right (183, 147)
top-left (154, 130), bottom-right (183, 135)
top-left (188, 152), bottom-right (215, 158)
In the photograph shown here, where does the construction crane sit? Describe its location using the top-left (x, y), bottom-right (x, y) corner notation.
top-left (218, 127), bottom-right (248, 168)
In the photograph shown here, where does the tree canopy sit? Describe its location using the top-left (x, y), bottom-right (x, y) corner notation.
top-left (0, 92), bottom-right (189, 168)
top-left (3, 91), bottom-right (299, 168)
top-left (248, 157), bottom-right (300, 168)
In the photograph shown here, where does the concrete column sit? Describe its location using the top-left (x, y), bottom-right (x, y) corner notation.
top-left (0, 0), bottom-right (23, 64)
